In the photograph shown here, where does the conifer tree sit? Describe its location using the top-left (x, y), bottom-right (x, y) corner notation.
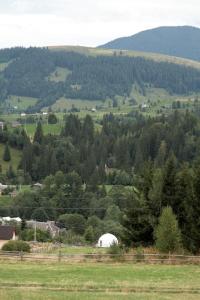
top-left (161, 154), bottom-right (177, 208)
top-left (122, 191), bottom-right (153, 247)
top-left (3, 143), bottom-right (11, 162)
top-left (155, 206), bottom-right (182, 253)
top-left (33, 122), bottom-right (44, 144)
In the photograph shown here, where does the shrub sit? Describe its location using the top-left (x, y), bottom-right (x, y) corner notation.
top-left (2, 240), bottom-right (30, 252)
top-left (135, 246), bottom-right (145, 262)
top-left (20, 228), bottom-right (51, 242)
top-left (58, 214), bottom-right (86, 235)
top-left (107, 242), bottom-right (124, 260)
top-left (62, 230), bottom-right (86, 245)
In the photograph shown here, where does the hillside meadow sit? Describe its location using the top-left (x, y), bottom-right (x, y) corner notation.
top-left (0, 262), bottom-right (199, 299)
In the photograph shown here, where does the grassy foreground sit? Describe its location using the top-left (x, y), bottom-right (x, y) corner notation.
top-left (0, 262), bottom-right (199, 299)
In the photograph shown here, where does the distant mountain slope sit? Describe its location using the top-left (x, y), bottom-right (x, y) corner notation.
top-left (1, 46), bottom-right (200, 112)
top-left (100, 26), bottom-right (200, 61)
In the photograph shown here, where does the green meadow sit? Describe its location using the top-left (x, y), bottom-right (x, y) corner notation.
top-left (0, 262), bottom-right (199, 299)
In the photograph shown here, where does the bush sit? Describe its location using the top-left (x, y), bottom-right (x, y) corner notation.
top-left (135, 246), bottom-right (145, 262)
top-left (62, 230), bottom-right (86, 245)
top-left (58, 214), bottom-right (86, 235)
top-left (48, 113), bottom-right (58, 124)
top-left (20, 228), bottom-right (51, 242)
top-left (2, 240), bottom-right (30, 252)
top-left (107, 242), bottom-right (124, 260)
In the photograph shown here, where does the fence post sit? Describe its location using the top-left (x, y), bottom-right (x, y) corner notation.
top-left (20, 251), bottom-right (23, 262)
top-left (58, 250), bottom-right (62, 262)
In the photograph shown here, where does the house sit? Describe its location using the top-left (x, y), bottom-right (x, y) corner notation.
top-left (11, 121), bottom-right (21, 128)
top-left (32, 183), bottom-right (43, 192)
top-left (27, 221), bottom-right (60, 238)
top-left (0, 217), bottom-right (21, 224)
top-left (0, 184), bottom-right (16, 196)
top-left (97, 233), bottom-right (118, 248)
top-left (0, 225), bottom-right (16, 249)
top-left (0, 183), bottom-right (8, 195)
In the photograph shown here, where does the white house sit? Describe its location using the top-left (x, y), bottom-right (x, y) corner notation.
top-left (97, 233), bottom-right (118, 248)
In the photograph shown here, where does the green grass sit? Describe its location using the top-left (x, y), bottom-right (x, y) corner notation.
top-left (0, 62), bottom-right (10, 72)
top-left (25, 123), bottom-right (63, 138)
top-left (48, 67), bottom-right (72, 82)
top-left (51, 97), bottom-right (107, 111)
top-left (52, 246), bottom-right (106, 255)
top-left (0, 262), bottom-right (199, 299)
top-left (0, 290), bottom-right (199, 300)
top-left (5, 95), bottom-right (38, 111)
top-left (0, 195), bottom-right (13, 207)
top-left (0, 143), bottom-right (22, 173)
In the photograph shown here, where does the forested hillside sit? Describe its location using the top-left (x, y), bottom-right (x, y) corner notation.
top-left (1, 47), bottom-right (200, 112)
top-left (100, 26), bottom-right (200, 61)
top-left (1, 110), bottom-right (200, 252)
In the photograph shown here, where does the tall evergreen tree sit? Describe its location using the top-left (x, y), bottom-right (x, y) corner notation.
top-left (3, 143), bottom-right (11, 162)
top-left (155, 206), bottom-right (182, 253)
top-left (122, 191), bottom-right (153, 247)
top-left (33, 122), bottom-right (44, 144)
top-left (161, 154), bottom-right (177, 208)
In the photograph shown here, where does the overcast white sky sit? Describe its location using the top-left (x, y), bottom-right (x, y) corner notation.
top-left (0, 0), bottom-right (199, 48)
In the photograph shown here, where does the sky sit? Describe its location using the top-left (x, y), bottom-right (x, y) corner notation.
top-left (0, 0), bottom-right (199, 48)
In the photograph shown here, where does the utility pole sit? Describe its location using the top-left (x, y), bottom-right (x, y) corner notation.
top-left (34, 220), bottom-right (37, 242)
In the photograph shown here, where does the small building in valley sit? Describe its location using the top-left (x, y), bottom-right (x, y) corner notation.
top-left (27, 221), bottom-right (60, 238)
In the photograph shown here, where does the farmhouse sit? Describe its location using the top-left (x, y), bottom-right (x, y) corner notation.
top-left (0, 225), bottom-right (16, 249)
top-left (11, 121), bottom-right (21, 128)
top-left (97, 233), bottom-right (118, 248)
top-left (0, 183), bottom-right (8, 195)
top-left (27, 221), bottom-right (60, 238)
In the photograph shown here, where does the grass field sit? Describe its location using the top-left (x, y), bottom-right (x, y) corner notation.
top-left (0, 195), bottom-right (13, 207)
top-left (48, 67), bottom-right (72, 82)
top-left (0, 62), bottom-right (10, 72)
top-left (5, 95), bottom-right (38, 111)
top-left (52, 246), bottom-right (106, 255)
top-left (51, 97), bottom-right (107, 111)
top-left (25, 123), bottom-right (63, 138)
top-left (0, 262), bottom-right (199, 299)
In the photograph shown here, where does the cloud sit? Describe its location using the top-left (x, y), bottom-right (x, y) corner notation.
top-left (0, 0), bottom-right (199, 48)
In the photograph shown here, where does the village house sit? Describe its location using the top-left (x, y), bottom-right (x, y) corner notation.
top-left (0, 183), bottom-right (8, 195)
top-left (27, 221), bottom-right (60, 238)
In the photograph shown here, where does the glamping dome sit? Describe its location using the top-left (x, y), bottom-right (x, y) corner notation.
top-left (97, 233), bottom-right (118, 248)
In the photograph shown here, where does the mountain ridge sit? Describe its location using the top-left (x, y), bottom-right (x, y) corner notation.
top-left (99, 26), bottom-right (200, 61)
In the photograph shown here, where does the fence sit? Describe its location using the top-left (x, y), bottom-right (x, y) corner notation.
top-left (1, 251), bottom-right (200, 264)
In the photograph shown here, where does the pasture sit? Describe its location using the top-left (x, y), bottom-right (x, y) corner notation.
top-left (0, 261), bottom-right (199, 299)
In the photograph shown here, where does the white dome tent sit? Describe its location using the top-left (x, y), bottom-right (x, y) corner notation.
top-left (97, 233), bottom-right (118, 248)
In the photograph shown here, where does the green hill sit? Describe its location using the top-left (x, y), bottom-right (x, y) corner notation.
top-left (100, 26), bottom-right (200, 62)
top-left (1, 46), bottom-right (200, 112)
